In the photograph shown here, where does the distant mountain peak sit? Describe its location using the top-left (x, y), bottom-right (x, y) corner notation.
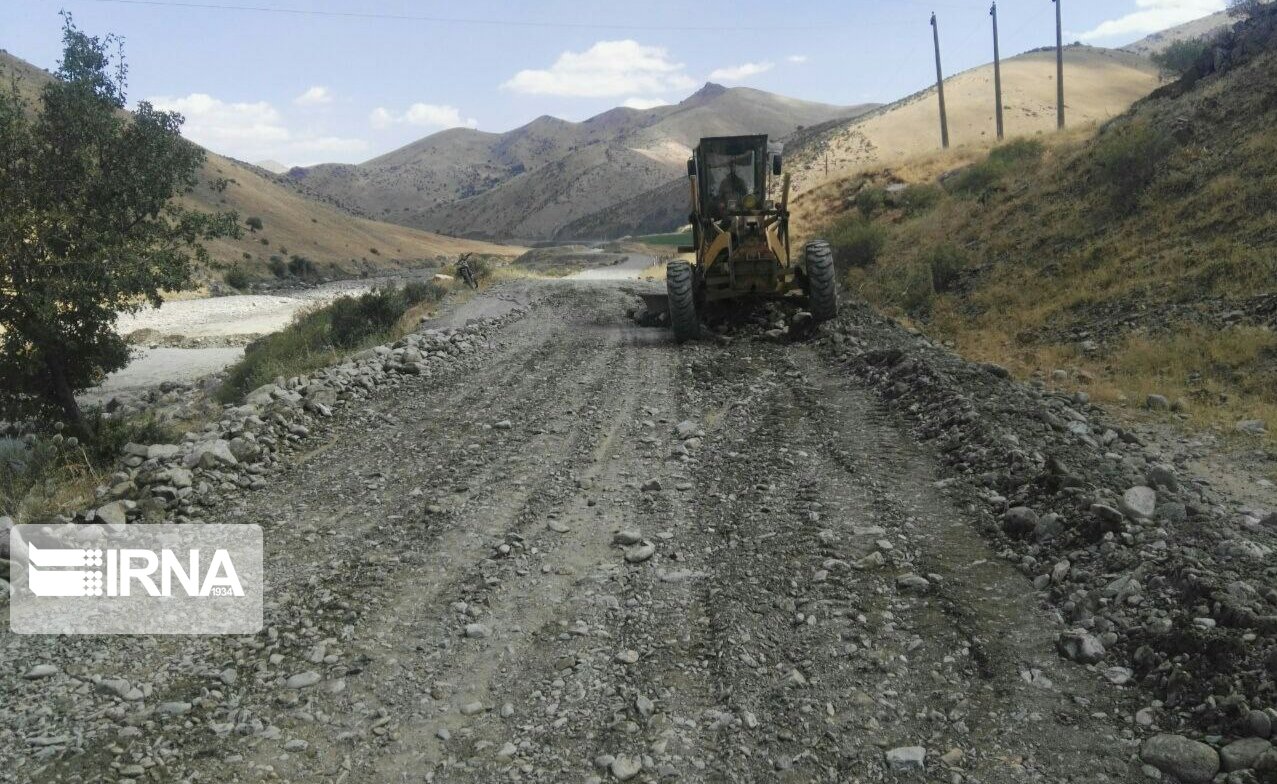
top-left (683, 82), bottom-right (729, 104)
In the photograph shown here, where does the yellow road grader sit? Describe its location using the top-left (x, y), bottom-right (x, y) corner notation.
top-left (665, 134), bottom-right (836, 341)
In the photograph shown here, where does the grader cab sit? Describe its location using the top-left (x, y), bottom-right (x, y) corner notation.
top-left (665, 134), bottom-right (836, 341)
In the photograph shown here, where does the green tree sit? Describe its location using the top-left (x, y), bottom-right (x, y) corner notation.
top-left (1151, 39), bottom-right (1209, 76)
top-left (0, 15), bottom-right (239, 435)
top-left (245, 215), bottom-right (263, 232)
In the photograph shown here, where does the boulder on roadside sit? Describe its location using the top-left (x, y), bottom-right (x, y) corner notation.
top-left (1120, 486), bottom-right (1157, 520)
top-left (1140, 734), bottom-right (1220, 783)
top-left (1221, 738), bottom-right (1273, 772)
top-left (1002, 507), bottom-right (1039, 538)
top-left (185, 440), bottom-right (238, 469)
top-left (94, 501), bottom-right (129, 528)
top-left (885, 746), bottom-right (926, 772)
top-left (1056, 629), bottom-right (1105, 664)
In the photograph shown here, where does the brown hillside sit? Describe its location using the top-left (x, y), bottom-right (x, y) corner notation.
top-left (788, 46), bottom-right (1160, 195)
top-left (798, 8), bottom-right (1277, 439)
top-left (0, 50), bottom-right (519, 285)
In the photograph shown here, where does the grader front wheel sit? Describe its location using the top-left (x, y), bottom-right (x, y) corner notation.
top-left (666, 260), bottom-right (700, 342)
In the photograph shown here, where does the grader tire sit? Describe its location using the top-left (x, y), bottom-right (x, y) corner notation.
top-left (666, 260), bottom-right (699, 342)
top-left (804, 239), bottom-right (838, 323)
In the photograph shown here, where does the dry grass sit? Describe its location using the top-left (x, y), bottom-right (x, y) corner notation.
top-left (788, 48), bottom-right (1160, 196)
top-left (797, 44), bottom-right (1277, 450)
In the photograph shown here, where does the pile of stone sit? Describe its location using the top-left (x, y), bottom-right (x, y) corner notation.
top-left (0, 317), bottom-right (512, 594)
top-left (822, 301), bottom-right (1277, 772)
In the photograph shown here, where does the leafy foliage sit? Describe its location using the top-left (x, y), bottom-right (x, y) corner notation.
top-left (216, 282), bottom-right (448, 403)
top-left (826, 217), bottom-right (887, 269)
top-left (897, 183), bottom-right (944, 215)
top-left (1151, 39), bottom-right (1211, 76)
top-left (945, 139), bottom-right (1045, 198)
top-left (245, 215), bottom-right (263, 232)
top-left (223, 266), bottom-right (251, 290)
top-left (1090, 121), bottom-right (1173, 211)
top-left (924, 243), bottom-right (967, 293)
top-left (287, 255), bottom-right (318, 278)
top-left (0, 15), bottom-right (238, 433)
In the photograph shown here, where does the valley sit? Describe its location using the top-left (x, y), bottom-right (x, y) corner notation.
top-left (3, 5), bottom-right (1277, 784)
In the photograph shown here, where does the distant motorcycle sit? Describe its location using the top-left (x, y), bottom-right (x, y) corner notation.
top-left (457, 254), bottom-right (479, 290)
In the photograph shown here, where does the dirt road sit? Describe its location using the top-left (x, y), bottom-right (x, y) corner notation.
top-left (5, 281), bottom-right (1172, 783)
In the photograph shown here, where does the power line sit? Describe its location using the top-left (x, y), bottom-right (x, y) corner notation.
top-left (81, 0), bottom-right (914, 32)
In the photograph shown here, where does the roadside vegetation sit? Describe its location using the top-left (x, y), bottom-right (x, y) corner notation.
top-left (804, 6), bottom-right (1277, 442)
top-left (0, 15), bottom-right (237, 440)
top-left (1, 414), bottom-right (192, 521)
top-left (217, 281), bottom-right (450, 403)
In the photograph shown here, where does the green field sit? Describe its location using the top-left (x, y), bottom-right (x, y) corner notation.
top-left (635, 231), bottom-right (692, 247)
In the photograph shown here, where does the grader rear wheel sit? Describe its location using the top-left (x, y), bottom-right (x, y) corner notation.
top-left (804, 239), bottom-right (838, 322)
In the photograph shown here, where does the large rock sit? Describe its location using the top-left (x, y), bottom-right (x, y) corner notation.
top-left (1056, 629), bottom-right (1105, 664)
top-left (146, 444), bottom-right (181, 461)
top-left (227, 436), bottom-right (260, 462)
top-left (94, 501), bottom-right (129, 528)
top-left (885, 746), bottom-right (927, 772)
top-left (1120, 486), bottom-right (1157, 520)
top-left (1002, 507), bottom-right (1039, 538)
top-left (245, 384), bottom-right (282, 407)
top-left (1221, 738), bottom-right (1272, 772)
top-left (185, 440), bottom-right (238, 469)
top-left (1140, 734), bottom-right (1220, 783)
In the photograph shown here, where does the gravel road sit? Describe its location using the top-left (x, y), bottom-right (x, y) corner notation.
top-left (5, 280), bottom-right (1275, 783)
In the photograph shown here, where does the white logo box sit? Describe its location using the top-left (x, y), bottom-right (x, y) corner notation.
top-left (10, 524), bottom-right (263, 635)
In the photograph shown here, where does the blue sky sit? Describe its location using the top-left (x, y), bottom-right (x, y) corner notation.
top-left (2, 0), bottom-right (1224, 166)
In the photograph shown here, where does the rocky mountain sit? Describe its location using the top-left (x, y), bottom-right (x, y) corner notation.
top-left (288, 84), bottom-right (874, 241)
top-left (1123, 9), bottom-right (1236, 56)
top-left (0, 50), bottom-right (517, 286)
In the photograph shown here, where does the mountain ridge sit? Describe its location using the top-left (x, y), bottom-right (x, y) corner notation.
top-left (286, 83), bottom-right (876, 240)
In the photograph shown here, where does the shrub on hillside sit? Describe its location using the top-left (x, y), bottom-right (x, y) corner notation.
top-left (467, 256), bottom-right (494, 283)
top-left (224, 266), bottom-right (250, 291)
top-left (826, 217), bottom-right (887, 269)
top-left (855, 187), bottom-right (887, 218)
top-left (288, 255), bottom-right (318, 279)
top-left (1151, 39), bottom-right (1211, 76)
top-left (901, 264), bottom-right (936, 315)
top-left (924, 243), bottom-right (968, 293)
top-left (1091, 121), bottom-right (1173, 211)
top-left (947, 139), bottom-right (1045, 198)
top-left (267, 255), bottom-right (288, 278)
top-left (897, 183), bottom-right (944, 214)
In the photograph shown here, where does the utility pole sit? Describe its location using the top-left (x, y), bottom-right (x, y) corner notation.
top-left (931, 12), bottom-right (950, 149)
top-left (1053, 0), bottom-right (1065, 129)
top-left (991, 2), bottom-right (1004, 141)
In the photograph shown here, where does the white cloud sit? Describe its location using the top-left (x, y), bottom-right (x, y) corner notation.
top-left (623, 97), bottom-right (667, 110)
top-left (293, 85), bottom-right (333, 106)
top-left (503, 40), bottom-right (696, 97)
top-left (151, 93), bottom-right (289, 147)
top-left (405, 103), bottom-right (477, 128)
top-left (370, 104), bottom-right (477, 130)
top-left (149, 92), bottom-right (367, 166)
top-left (369, 107), bottom-right (395, 130)
top-left (708, 61), bottom-right (775, 82)
top-left (787, 54), bottom-right (809, 64)
top-left (1078, 0), bottom-right (1224, 41)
